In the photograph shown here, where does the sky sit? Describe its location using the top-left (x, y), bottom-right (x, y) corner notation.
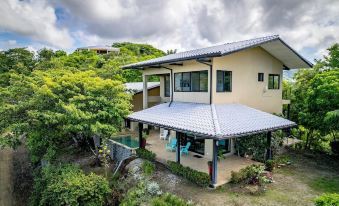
top-left (0, 0), bottom-right (338, 62)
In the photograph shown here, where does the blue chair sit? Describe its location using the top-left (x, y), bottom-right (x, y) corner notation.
top-left (165, 138), bottom-right (177, 152)
top-left (180, 142), bottom-right (191, 156)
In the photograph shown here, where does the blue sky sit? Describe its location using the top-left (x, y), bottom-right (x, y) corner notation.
top-left (0, 0), bottom-right (338, 62)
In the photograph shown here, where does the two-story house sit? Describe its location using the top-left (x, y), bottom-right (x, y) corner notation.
top-left (122, 35), bottom-right (312, 187)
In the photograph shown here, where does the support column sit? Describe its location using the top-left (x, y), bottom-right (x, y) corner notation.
top-left (287, 104), bottom-right (291, 120)
top-left (266, 131), bottom-right (272, 160)
top-left (176, 132), bottom-right (180, 164)
top-left (138, 123), bottom-right (143, 148)
top-left (212, 139), bottom-right (218, 187)
top-left (143, 75), bottom-right (148, 109)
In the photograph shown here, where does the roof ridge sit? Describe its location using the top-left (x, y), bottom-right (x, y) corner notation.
top-left (210, 104), bottom-right (221, 137)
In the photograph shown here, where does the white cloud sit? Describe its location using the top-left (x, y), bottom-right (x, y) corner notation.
top-left (0, 0), bottom-right (73, 48)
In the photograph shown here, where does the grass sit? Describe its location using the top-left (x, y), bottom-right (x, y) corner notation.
top-left (309, 176), bottom-right (339, 193)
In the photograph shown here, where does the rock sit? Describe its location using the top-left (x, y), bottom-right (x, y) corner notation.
top-left (124, 158), bottom-right (145, 180)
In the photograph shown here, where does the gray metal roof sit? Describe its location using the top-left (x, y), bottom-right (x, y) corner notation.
top-left (124, 82), bottom-right (160, 94)
top-left (122, 35), bottom-right (312, 69)
top-left (127, 102), bottom-right (296, 139)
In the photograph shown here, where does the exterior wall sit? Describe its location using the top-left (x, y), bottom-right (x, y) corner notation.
top-left (212, 47), bottom-right (283, 114)
top-left (159, 75), bottom-right (170, 102)
top-left (131, 86), bottom-right (160, 112)
top-left (204, 138), bottom-right (235, 160)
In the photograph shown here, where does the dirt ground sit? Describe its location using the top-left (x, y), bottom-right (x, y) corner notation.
top-left (153, 150), bottom-right (339, 206)
top-left (0, 148), bottom-right (13, 206)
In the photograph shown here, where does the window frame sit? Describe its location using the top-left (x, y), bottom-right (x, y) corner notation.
top-left (258, 73), bottom-right (264, 82)
top-left (174, 70), bottom-right (208, 92)
top-left (268, 74), bottom-right (280, 89)
top-left (216, 70), bottom-right (232, 92)
top-left (164, 74), bottom-right (170, 97)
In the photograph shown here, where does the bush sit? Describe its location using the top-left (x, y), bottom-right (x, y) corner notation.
top-left (167, 161), bottom-right (210, 187)
top-left (265, 160), bottom-right (275, 171)
top-left (230, 164), bottom-right (270, 185)
top-left (136, 148), bottom-right (156, 161)
top-left (30, 164), bottom-right (111, 206)
top-left (151, 193), bottom-right (191, 206)
top-left (142, 160), bottom-right (155, 176)
top-left (330, 140), bottom-right (339, 155)
top-left (314, 193), bottom-right (339, 206)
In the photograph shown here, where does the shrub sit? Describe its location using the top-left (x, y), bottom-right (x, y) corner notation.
top-left (151, 193), bottom-right (191, 206)
top-left (142, 160), bottom-right (155, 176)
top-left (314, 193), bottom-right (339, 206)
top-left (147, 181), bottom-right (162, 196)
top-left (30, 164), bottom-right (111, 206)
top-left (120, 182), bottom-right (147, 206)
top-left (167, 161), bottom-right (210, 187)
top-left (330, 140), bottom-right (339, 155)
top-left (136, 148), bottom-right (156, 161)
top-left (265, 160), bottom-right (275, 171)
top-left (230, 164), bottom-right (270, 185)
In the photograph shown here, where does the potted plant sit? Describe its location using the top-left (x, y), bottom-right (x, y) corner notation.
top-left (141, 130), bottom-right (148, 148)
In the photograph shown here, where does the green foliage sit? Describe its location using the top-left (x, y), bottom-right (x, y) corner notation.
top-left (314, 193), bottom-right (339, 206)
top-left (30, 164), bottom-right (111, 206)
top-left (167, 160), bottom-right (210, 187)
top-left (151, 193), bottom-right (191, 206)
top-left (230, 164), bottom-right (269, 185)
top-left (136, 148), bottom-right (156, 161)
top-left (234, 131), bottom-right (285, 162)
top-left (142, 160), bottom-right (155, 176)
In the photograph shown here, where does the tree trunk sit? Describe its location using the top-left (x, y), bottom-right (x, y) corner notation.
top-left (92, 135), bottom-right (101, 167)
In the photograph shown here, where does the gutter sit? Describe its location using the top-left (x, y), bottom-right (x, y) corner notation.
top-left (160, 66), bottom-right (174, 107)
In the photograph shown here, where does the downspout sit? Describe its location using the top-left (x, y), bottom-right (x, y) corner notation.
top-left (196, 60), bottom-right (213, 104)
top-left (161, 66), bottom-right (174, 107)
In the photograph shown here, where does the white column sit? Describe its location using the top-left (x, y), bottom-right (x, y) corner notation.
top-left (143, 75), bottom-right (148, 109)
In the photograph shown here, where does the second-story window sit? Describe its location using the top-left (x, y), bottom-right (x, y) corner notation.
top-left (174, 70), bottom-right (208, 92)
top-left (268, 74), bottom-right (280, 89)
top-left (258, 73), bottom-right (264, 82)
top-left (164, 74), bottom-right (170, 97)
top-left (216, 70), bottom-right (232, 92)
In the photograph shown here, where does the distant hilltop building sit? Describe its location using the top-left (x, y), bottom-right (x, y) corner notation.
top-left (76, 45), bottom-right (120, 54)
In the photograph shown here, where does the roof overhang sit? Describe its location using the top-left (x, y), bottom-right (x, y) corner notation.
top-left (127, 102), bottom-right (296, 139)
top-left (122, 35), bottom-right (313, 70)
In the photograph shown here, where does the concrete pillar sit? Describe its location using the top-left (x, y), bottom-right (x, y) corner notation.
top-left (266, 131), bottom-right (272, 160)
top-left (212, 139), bottom-right (218, 187)
top-left (176, 132), bottom-right (180, 163)
top-left (143, 75), bottom-right (148, 109)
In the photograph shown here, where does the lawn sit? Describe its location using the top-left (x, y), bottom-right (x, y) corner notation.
top-left (152, 149), bottom-right (339, 206)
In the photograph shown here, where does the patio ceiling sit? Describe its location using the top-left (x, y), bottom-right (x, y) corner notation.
top-left (127, 102), bottom-right (296, 139)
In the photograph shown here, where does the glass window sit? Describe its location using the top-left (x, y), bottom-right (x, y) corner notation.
top-left (191, 72), bottom-right (200, 92)
top-left (268, 74), bottom-right (280, 89)
top-left (182, 72), bottom-right (191, 91)
top-left (199, 70), bottom-right (208, 92)
top-left (258, 73), bottom-right (264, 82)
top-left (216, 70), bottom-right (232, 92)
top-left (174, 73), bottom-right (182, 91)
top-left (174, 70), bottom-right (208, 92)
top-left (164, 74), bottom-right (170, 97)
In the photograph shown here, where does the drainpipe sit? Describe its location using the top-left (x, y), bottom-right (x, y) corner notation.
top-left (196, 59), bottom-right (212, 104)
top-left (161, 66), bottom-right (174, 107)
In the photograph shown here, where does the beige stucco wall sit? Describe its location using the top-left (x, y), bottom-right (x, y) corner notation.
top-left (212, 47), bottom-right (283, 114)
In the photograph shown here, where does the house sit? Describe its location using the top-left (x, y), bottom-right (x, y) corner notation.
top-left (122, 35), bottom-right (312, 187)
top-left (124, 82), bottom-right (160, 112)
top-left (76, 45), bottom-right (120, 54)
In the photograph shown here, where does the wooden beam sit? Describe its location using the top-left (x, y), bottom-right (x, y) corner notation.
top-left (266, 131), bottom-right (272, 160)
top-left (169, 63), bottom-right (183, 66)
top-left (212, 139), bottom-right (218, 187)
top-left (138, 123), bottom-right (143, 148)
top-left (176, 132), bottom-right (181, 163)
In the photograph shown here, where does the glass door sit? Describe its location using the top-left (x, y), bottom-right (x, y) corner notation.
top-left (218, 139), bottom-right (231, 154)
top-left (181, 134), bottom-right (205, 155)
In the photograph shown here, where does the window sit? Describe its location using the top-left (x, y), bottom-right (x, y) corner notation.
top-left (216, 70), bottom-right (232, 92)
top-left (164, 74), bottom-right (170, 97)
top-left (268, 74), bottom-right (280, 89)
top-left (174, 70), bottom-right (208, 92)
top-left (258, 73), bottom-right (264, 82)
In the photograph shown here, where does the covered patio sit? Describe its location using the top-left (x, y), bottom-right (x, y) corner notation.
top-left (127, 101), bottom-right (296, 187)
top-left (145, 129), bottom-right (260, 186)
